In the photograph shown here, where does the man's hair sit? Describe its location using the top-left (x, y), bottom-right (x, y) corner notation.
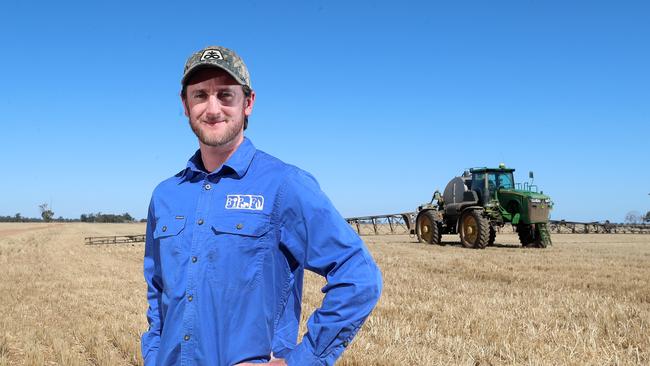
top-left (181, 84), bottom-right (252, 130)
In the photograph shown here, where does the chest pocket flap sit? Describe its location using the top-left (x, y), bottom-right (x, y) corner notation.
top-left (153, 217), bottom-right (186, 239)
top-left (211, 214), bottom-right (272, 237)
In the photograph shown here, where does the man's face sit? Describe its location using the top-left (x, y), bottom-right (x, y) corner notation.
top-left (182, 68), bottom-right (255, 148)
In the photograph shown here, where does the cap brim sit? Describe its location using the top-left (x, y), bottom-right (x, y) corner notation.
top-left (181, 64), bottom-right (247, 86)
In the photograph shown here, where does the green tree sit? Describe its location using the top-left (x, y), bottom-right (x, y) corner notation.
top-left (644, 211), bottom-right (650, 223)
top-left (39, 203), bottom-right (54, 222)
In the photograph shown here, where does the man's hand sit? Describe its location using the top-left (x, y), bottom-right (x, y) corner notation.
top-left (235, 359), bottom-right (286, 366)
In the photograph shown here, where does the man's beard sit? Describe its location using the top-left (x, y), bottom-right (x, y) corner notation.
top-left (189, 117), bottom-right (243, 147)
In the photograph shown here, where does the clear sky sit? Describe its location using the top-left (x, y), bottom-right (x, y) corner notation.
top-left (1, 0), bottom-right (648, 222)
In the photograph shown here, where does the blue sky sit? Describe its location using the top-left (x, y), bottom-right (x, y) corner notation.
top-left (1, 0), bottom-right (648, 222)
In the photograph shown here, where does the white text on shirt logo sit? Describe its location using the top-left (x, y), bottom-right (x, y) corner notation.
top-left (225, 195), bottom-right (264, 211)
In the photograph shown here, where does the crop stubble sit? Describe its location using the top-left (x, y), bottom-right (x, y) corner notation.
top-left (0, 223), bottom-right (648, 365)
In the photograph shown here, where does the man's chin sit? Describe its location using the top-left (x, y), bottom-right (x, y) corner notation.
top-left (199, 138), bottom-right (230, 147)
top-left (197, 133), bottom-right (241, 148)
top-left (189, 120), bottom-right (244, 148)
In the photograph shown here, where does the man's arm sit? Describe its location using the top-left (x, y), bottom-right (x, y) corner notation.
top-left (276, 169), bottom-right (383, 366)
top-left (141, 200), bottom-right (163, 366)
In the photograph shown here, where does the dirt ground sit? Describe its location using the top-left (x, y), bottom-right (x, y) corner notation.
top-left (0, 223), bottom-right (648, 365)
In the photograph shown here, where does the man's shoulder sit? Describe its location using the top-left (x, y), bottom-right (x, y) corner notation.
top-left (252, 149), bottom-right (296, 173)
top-left (150, 168), bottom-right (189, 198)
top-left (252, 149), bottom-right (315, 183)
top-left (251, 149), bottom-right (324, 197)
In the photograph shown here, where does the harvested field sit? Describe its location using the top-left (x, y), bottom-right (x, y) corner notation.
top-left (0, 223), bottom-right (648, 365)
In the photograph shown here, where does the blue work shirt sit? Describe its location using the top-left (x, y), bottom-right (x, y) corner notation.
top-left (141, 138), bottom-right (382, 366)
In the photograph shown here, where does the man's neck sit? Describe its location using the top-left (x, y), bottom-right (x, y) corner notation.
top-left (199, 135), bottom-right (244, 173)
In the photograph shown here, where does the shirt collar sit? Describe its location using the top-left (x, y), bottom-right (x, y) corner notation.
top-left (185, 137), bottom-right (256, 179)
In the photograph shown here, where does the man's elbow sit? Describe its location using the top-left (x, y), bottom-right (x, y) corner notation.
top-left (356, 260), bottom-right (382, 312)
top-left (369, 264), bottom-right (383, 305)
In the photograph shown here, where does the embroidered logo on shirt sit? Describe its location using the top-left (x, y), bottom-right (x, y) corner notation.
top-left (225, 195), bottom-right (264, 210)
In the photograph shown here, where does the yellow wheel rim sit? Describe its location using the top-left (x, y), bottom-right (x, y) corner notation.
top-left (462, 215), bottom-right (478, 244)
top-left (418, 215), bottom-right (433, 243)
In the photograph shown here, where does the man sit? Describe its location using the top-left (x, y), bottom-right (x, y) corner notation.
top-left (141, 45), bottom-right (382, 366)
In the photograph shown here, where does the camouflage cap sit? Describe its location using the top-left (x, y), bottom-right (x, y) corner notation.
top-left (181, 46), bottom-right (251, 88)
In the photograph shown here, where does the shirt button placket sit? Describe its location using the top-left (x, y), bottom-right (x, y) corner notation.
top-left (183, 177), bottom-right (213, 360)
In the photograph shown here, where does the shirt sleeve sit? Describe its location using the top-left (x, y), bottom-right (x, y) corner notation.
top-left (277, 169), bottom-right (383, 366)
top-left (141, 199), bottom-right (163, 366)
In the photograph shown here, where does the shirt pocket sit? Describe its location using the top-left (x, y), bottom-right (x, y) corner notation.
top-left (153, 216), bottom-right (187, 292)
top-left (154, 216), bottom-right (186, 239)
top-left (207, 213), bottom-right (272, 291)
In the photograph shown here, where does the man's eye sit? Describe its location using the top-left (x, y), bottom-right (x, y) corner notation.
top-left (218, 91), bottom-right (235, 100)
top-left (194, 93), bottom-right (207, 99)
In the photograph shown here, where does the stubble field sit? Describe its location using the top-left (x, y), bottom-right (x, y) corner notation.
top-left (0, 223), bottom-right (648, 365)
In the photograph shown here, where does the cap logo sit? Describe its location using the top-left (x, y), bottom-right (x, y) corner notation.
top-left (200, 49), bottom-right (224, 61)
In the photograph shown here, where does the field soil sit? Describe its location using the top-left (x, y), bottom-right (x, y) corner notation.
top-left (0, 223), bottom-right (648, 365)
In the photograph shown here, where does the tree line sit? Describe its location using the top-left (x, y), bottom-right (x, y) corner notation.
top-left (2, 204), bottom-right (648, 224)
top-left (0, 203), bottom-right (144, 223)
top-left (0, 213), bottom-right (44, 223)
top-left (80, 212), bottom-right (139, 223)
top-left (0, 213), bottom-right (143, 223)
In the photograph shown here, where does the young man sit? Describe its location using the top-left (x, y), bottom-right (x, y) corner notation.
top-left (141, 46), bottom-right (382, 366)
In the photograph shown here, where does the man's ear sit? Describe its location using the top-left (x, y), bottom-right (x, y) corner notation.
top-left (244, 90), bottom-right (256, 116)
top-left (181, 93), bottom-right (189, 117)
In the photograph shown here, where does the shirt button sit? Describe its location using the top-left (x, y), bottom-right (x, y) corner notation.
top-left (184, 335), bottom-right (190, 341)
top-left (204, 183), bottom-right (212, 190)
top-left (191, 256), bottom-right (197, 263)
top-left (188, 295), bottom-right (193, 302)
top-left (162, 226), bottom-right (167, 232)
top-left (343, 340), bottom-right (349, 347)
top-left (236, 223), bottom-right (243, 230)
top-left (198, 219), bottom-right (204, 225)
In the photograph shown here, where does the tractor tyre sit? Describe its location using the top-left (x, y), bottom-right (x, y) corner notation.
top-left (517, 224), bottom-right (534, 247)
top-left (488, 226), bottom-right (497, 246)
top-left (459, 209), bottom-right (489, 249)
top-left (416, 211), bottom-right (442, 245)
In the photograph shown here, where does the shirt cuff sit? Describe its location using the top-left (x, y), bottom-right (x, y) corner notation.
top-left (272, 344), bottom-right (293, 360)
top-left (284, 341), bottom-right (326, 366)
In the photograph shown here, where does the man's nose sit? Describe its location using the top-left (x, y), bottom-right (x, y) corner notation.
top-left (205, 95), bottom-right (222, 117)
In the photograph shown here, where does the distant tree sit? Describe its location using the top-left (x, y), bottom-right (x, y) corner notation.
top-left (624, 211), bottom-right (641, 224)
top-left (14, 213), bottom-right (22, 222)
top-left (39, 203), bottom-right (54, 222)
top-left (122, 212), bottom-right (134, 222)
top-left (644, 211), bottom-right (650, 223)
